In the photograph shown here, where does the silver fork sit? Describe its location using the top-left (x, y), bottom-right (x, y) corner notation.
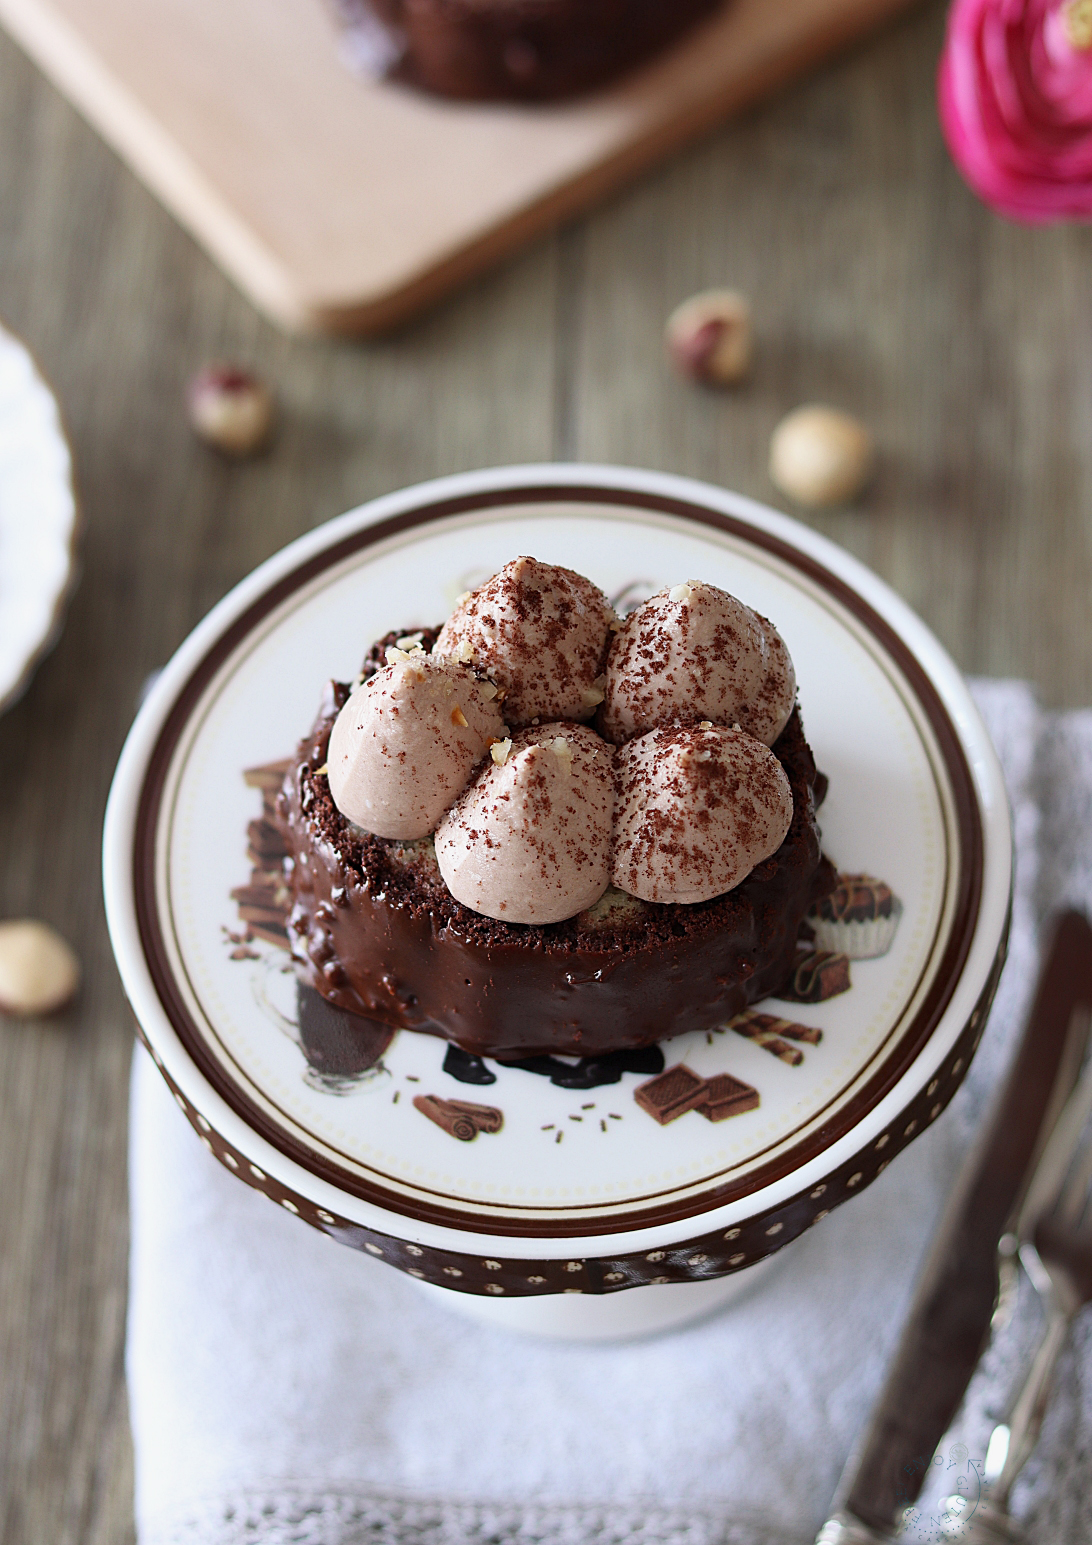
top-left (942, 1023), bottom-right (1092, 1543)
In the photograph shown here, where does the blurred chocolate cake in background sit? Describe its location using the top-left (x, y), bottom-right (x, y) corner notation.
top-left (330, 0), bottom-right (725, 101)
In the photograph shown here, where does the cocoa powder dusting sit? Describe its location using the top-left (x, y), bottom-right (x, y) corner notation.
top-left (434, 558), bottom-right (615, 726)
top-left (612, 725), bottom-right (794, 904)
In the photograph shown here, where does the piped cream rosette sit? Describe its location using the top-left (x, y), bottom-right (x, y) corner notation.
top-left (326, 559), bottom-right (799, 924)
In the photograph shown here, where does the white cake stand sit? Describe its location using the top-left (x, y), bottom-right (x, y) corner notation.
top-left (103, 464), bottom-right (1011, 1339)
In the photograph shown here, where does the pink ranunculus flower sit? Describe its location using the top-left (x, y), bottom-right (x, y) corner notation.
top-left (938, 0), bottom-right (1092, 222)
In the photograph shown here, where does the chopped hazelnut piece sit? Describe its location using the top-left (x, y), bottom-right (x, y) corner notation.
top-left (490, 738), bottom-right (513, 766)
top-left (383, 648), bottom-right (427, 678)
top-left (581, 673), bottom-right (607, 708)
top-left (551, 736), bottom-right (574, 767)
top-left (451, 706), bottom-right (469, 728)
top-left (668, 582), bottom-right (693, 604)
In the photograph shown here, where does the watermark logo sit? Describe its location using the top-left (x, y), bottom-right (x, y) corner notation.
top-left (895, 1445), bottom-right (984, 1542)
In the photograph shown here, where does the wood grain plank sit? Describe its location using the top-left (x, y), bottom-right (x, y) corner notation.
top-left (0, 0), bottom-right (920, 331)
top-left (0, 25), bottom-right (558, 1545)
top-left (570, 1), bottom-right (1092, 707)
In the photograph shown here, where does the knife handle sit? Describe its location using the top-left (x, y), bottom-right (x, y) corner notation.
top-left (835, 910), bottom-right (1092, 1536)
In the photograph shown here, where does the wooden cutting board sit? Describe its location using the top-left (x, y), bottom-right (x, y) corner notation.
top-left (0, 0), bottom-right (919, 334)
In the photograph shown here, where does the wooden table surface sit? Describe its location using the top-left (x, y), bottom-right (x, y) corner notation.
top-left (1, 3), bottom-right (1090, 1542)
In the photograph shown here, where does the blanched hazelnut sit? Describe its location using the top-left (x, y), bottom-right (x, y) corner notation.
top-left (665, 290), bottom-right (752, 385)
top-left (1063, 0), bottom-right (1092, 48)
top-left (188, 364), bottom-right (274, 456)
top-left (0, 919), bottom-right (80, 1016)
top-left (769, 405), bottom-right (873, 507)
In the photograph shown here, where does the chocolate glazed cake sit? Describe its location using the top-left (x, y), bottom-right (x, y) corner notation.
top-left (276, 634), bottom-right (834, 1061)
top-left (353, 0), bottom-right (724, 101)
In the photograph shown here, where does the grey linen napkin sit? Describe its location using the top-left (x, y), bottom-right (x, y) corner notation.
top-left (127, 680), bottom-right (1092, 1545)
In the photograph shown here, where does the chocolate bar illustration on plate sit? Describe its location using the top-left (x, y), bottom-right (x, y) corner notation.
top-left (778, 948), bottom-right (851, 1003)
top-left (634, 1065), bottom-right (760, 1125)
top-left (229, 761), bottom-right (294, 952)
top-left (700, 1073), bottom-right (762, 1121)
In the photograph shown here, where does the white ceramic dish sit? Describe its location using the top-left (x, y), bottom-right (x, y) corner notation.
top-left (103, 465), bottom-right (1011, 1338)
top-left (0, 319), bottom-right (78, 714)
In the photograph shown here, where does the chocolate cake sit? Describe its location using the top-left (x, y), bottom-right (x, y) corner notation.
top-left (335, 0), bottom-right (724, 101)
top-left (275, 658), bottom-right (834, 1061)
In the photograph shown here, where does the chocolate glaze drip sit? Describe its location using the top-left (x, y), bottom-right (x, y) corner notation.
top-left (443, 1044), bottom-right (497, 1085)
top-left (443, 1039), bottom-right (665, 1089)
top-left (498, 1045), bottom-right (665, 1089)
top-left (276, 665), bottom-right (835, 1059)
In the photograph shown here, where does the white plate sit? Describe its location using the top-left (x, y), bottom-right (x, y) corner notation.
top-left (0, 320), bottom-right (78, 714)
top-left (104, 465), bottom-right (1012, 1302)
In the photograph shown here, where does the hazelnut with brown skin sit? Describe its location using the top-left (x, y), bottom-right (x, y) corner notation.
top-left (0, 919), bottom-right (80, 1017)
top-left (665, 289), bottom-right (753, 385)
top-left (769, 404), bottom-right (873, 507)
top-left (188, 364), bottom-right (274, 456)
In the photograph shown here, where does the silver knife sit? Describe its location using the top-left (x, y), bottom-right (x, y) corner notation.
top-left (815, 909), bottom-right (1092, 1544)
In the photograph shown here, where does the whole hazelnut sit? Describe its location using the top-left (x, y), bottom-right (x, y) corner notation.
top-left (0, 919), bottom-right (80, 1017)
top-left (188, 364), bottom-right (274, 456)
top-left (769, 405), bottom-right (873, 507)
top-left (665, 289), bottom-right (752, 385)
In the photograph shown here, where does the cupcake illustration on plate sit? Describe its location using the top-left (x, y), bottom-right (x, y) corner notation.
top-left (807, 873), bottom-right (902, 960)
